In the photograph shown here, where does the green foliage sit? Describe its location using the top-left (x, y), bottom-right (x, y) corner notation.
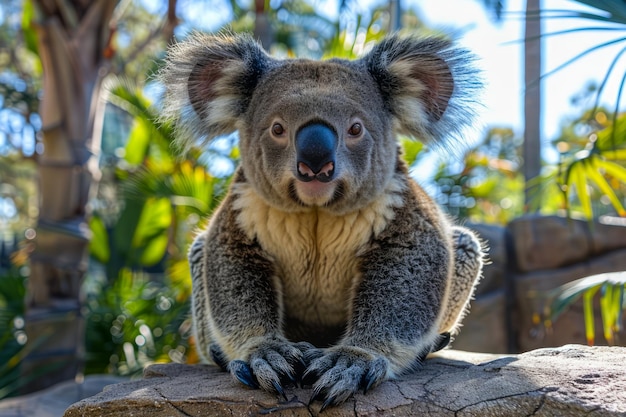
top-left (0, 265), bottom-right (26, 399)
top-left (322, 6), bottom-right (388, 59)
top-left (91, 81), bottom-right (227, 280)
top-left (541, 272), bottom-right (626, 346)
top-left (541, 111), bottom-right (626, 219)
top-left (84, 268), bottom-right (193, 376)
top-left (85, 80), bottom-right (228, 374)
top-left (429, 127), bottom-right (525, 224)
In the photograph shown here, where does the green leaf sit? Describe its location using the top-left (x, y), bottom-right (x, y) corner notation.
top-left (615, 285), bottom-right (624, 333)
top-left (469, 178), bottom-right (498, 198)
top-left (583, 286), bottom-right (599, 346)
top-left (600, 284), bottom-right (614, 344)
top-left (21, 0), bottom-right (39, 57)
top-left (567, 161), bottom-right (593, 218)
top-left (89, 215), bottom-right (110, 263)
top-left (572, 1), bottom-right (626, 24)
top-left (601, 149), bottom-right (626, 160)
top-left (596, 113), bottom-right (626, 150)
top-left (400, 137), bottom-right (424, 167)
top-left (170, 162), bottom-right (214, 213)
top-left (112, 197), bottom-right (145, 268)
top-left (596, 159), bottom-right (626, 201)
top-left (131, 197), bottom-right (172, 266)
top-left (140, 235), bottom-right (169, 266)
top-left (585, 158), bottom-right (626, 216)
top-left (547, 272), bottom-right (626, 346)
top-left (124, 119), bottom-right (151, 166)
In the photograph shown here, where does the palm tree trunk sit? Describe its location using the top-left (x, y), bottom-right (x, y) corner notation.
top-left (23, 0), bottom-right (117, 393)
top-left (523, 0), bottom-right (542, 208)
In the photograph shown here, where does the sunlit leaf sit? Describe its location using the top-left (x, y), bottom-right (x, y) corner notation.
top-left (567, 161), bottom-right (593, 218)
top-left (401, 137), bottom-right (424, 167)
top-left (21, 0), bottom-right (40, 59)
top-left (124, 119), bottom-right (150, 165)
top-left (131, 197), bottom-right (172, 266)
top-left (167, 258), bottom-right (192, 300)
top-left (602, 149), bottom-right (626, 160)
top-left (585, 158), bottom-right (626, 216)
top-left (596, 113), bottom-right (626, 150)
top-left (469, 178), bottom-right (498, 198)
top-left (583, 287), bottom-right (599, 346)
top-left (170, 162), bottom-right (214, 213)
top-left (140, 235), bottom-right (169, 266)
top-left (89, 215), bottom-right (110, 263)
top-left (600, 284), bottom-right (615, 345)
top-left (614, 285), bottom-right (624, 333)
top-left (545, 272), bottom-right (626, 346)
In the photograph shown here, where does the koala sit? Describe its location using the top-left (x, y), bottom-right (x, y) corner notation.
top-left (159, 32), bottom-right (483, 410)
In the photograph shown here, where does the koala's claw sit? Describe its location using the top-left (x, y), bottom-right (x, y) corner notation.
top-left (304, 347), bottom-right (388, 409)
top-left (229, 360), bottom-right (259, 389)
top-left (363, 356), bottom-right (387, 394)
top-left (228, 339), bottom-right (322, 398)
top-left (432, 332), bottom-right (451, 353)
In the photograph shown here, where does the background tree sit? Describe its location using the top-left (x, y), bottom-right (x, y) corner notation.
top-left (523, 0), bottom-right (542, 208)
top-left (17, 0), bottom-right (178, 392)
top-left (481, 0), bottom-right (626, 211)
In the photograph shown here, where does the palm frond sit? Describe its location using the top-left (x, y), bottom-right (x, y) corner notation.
top-left (543, 272), bottom-right (626, 345)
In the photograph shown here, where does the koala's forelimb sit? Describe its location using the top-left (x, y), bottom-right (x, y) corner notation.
top-left (439, 226), bottom-right (484, 334)
top-left (190, 173), bottom-right (323, 396)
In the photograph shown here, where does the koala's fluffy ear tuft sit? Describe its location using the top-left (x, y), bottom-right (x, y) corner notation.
top-left (363, 35), bottom-right (481, 147)
top-left (158, 32), bottom-right (272, 151)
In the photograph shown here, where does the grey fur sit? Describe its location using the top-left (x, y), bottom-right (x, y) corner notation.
top-left (159, 32), bottom-right (484, 408)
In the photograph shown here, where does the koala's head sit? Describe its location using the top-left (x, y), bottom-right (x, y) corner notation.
top-left (160, 33), bottom-right (479, 214)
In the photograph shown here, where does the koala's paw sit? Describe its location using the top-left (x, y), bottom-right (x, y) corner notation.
top-left (302, 346), bottom-right (388, 411)
top-left (228, 339), bottom-right (320, 400)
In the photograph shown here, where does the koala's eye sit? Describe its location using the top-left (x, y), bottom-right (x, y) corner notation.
top-left (271, 122), bottom-right (285, 136)
top-left (348, 122), bottom-right (363, 137)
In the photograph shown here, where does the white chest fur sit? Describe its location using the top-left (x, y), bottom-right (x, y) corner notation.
top-left (232, 180), bottom-right (405, 327)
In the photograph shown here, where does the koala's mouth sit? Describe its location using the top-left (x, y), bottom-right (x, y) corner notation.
top-left (288, 179), bottom-right (344, 207)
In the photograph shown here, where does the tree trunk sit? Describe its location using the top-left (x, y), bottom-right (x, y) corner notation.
top-left (389, 0), bottom-right (402, 32)
top-left (23, 0), bottom-right (117, 393)
top-left (523, 0), bottom-right (542, 208)
top-left (254, 0), bottom-right (273, 49)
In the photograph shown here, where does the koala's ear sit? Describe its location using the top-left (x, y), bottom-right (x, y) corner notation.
top-left (363, 35), bottom-right (481, 145)
top-left (159, 32), bottom-right (272, 150)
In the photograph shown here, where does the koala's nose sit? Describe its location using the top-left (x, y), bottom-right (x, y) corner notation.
top-left (295, 123), bottom-right (336, 183)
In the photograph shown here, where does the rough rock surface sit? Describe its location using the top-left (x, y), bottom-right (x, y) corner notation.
top-left (64, 345), bottom-right (626, 416)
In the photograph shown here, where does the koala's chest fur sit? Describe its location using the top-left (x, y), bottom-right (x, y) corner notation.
top-left (232, 180), bottom-right (404, 329)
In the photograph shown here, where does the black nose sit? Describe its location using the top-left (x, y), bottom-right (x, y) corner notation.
top-left (295, 123), bottom-right (336, 183)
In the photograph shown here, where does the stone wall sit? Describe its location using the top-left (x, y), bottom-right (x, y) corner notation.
top-left (453, 215), bottom-right (626, 354)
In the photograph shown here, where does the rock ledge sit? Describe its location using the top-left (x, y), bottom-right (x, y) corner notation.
top-left (64, 344), bottom-right (626, 416)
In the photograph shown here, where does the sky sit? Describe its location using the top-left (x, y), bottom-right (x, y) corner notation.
top-left (411, 0), bottom-right (624, 162)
